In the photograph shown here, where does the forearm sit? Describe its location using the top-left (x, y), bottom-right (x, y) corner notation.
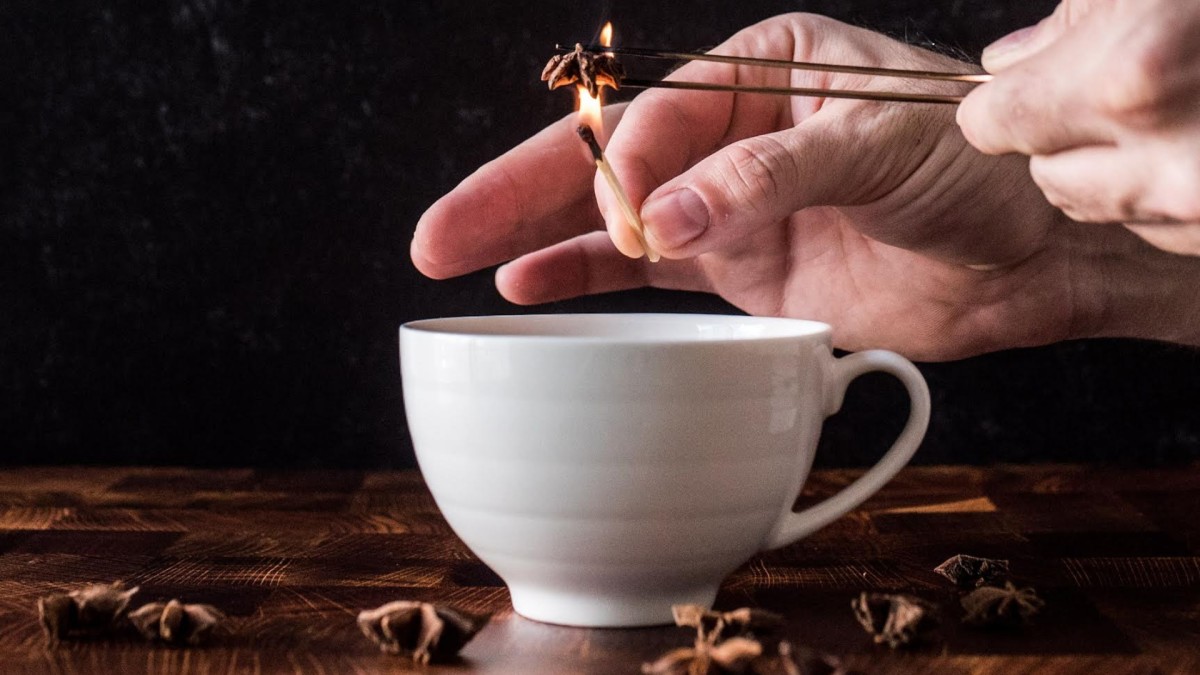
top-left (1072, 221), bottom-right (1200, 347)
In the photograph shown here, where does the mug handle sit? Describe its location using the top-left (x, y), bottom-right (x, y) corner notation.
top-left (763, 350), bottom-right (930, 550)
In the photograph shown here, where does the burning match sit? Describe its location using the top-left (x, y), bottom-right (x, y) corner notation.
top-left (544, 22), bottom-right (659, 262)
top-left (576, 124), bottom-right (659, 263)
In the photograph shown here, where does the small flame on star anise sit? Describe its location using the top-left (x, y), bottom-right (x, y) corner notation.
top-left (541, 43), bottom-right (624, 97)
top-left (357, 600), bottom-right (489, 664)
top-left (37, 582), bottom-right (140, 642)
top-left (128, 598), bottom-right (226, 646)
top-left (851, 592), bottom-right (938, 649)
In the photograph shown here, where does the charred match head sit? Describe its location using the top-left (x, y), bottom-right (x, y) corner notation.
top-left (575, 125), bottom-right (603, 162)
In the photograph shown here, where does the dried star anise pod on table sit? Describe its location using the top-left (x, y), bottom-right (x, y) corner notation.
top-left (714, 607), bottom-right (787, 638)
top-left (851, 592), bottom-right (938, 649)
top-left (128, 598), bottom-right (226, 646)
top-left (642, 636), bottom-right (763, 675)
top-left (933, 554), bottom-right (1010, 589)
top-left (961, 581), bottom-right (1044, 628)
top-left (673, 604), bottom-right (785, 644)
top-left (37, 582), bottom-right (140, 642)
top-left (541, 43), bottom-right (624, 97)
top-left (645, 605), bottom-right (817, 675)
top-left (357, 600), bottom-right (489, 664)
top-left (642, 638), bottom-right (845, 675)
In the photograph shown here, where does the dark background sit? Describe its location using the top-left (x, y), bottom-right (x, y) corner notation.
top-left (3, 0), bottom-right (1198, 468)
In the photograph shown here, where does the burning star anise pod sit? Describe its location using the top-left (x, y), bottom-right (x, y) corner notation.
top-left (357, 601), bottom-right (489, 664)
top-left (37, 582), bottom-right (140, 642)
top-left (128, 599), bottom-right (226, 646)
top-left (641, 636), bottom-right (763, 675)
top-left (961, 582), bottom-right (1044, 628)
top-left (933, 554), bottom-right (1010, 589)
top-left (541, 43), bottom-right (624, 97)
top-left (851, 592), bottom-right (938, 649)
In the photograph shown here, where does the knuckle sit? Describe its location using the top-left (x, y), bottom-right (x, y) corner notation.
top-left (1097, 42), bottom-right (1171, 122)
top-left (726, 13), bottom-right (821, 61)
top-left (779, 11), bottom-right (829, 37)
top-left (1161, 156), bottom-right (1200, 221)
top-left (966, 79), bottom-right (1040, 155)
top-left (957, 93), bottom-right (1002, 154)
top-left (995, 79), bottom-right (1057, 156)
top-left (1030, 169), bottom-right (1071, 213)
top-left (719, 138), bottom-right (794, 209)
top-left (1176, 154), bottom-right (1200, 191)
top-left (1182, 166), bottom-right (1200, 221)
top-left (1062, 0), bottom-right (1116, 25)
top-left (1029, 159), bottom-right (1098, 220)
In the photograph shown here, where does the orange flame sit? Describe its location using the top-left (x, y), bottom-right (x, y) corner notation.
top-left (577, 22), bottom-right (614, 137)
top-left (577, 86), bottom-right (602, 132)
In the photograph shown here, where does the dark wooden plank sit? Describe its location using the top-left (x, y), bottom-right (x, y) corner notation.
top-left (0, 465), bottom-right (1197, 674)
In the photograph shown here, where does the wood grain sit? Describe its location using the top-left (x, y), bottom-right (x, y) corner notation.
top-left (0, 465), bottom-right (1197, 674)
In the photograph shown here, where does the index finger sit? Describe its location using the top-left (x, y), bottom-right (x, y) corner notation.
top-left (412, 104), bottom-right (627, 279)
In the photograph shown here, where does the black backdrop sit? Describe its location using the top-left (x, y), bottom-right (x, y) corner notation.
top-left (4, 0), bottom-right (1198, 468)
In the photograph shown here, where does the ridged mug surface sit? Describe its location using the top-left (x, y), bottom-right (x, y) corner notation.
top-left (402, 314), bottom-right (837, 626)
top-left (400, 314), bottom-right (929, 627)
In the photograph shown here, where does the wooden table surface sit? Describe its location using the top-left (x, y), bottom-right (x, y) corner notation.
top-left (0, 464), bottom-right (1198, 674)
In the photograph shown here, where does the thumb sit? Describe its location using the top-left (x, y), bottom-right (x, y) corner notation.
top-left (639, 124), bottom-right (848, 258)
top-left (982, 0), bottom-right (1111, 72)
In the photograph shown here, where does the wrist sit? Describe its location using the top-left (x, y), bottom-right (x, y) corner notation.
top-left (1070, 221), bottom-right (1200, 347)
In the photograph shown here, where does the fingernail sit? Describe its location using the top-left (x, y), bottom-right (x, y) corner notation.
top-left (641, 188), bottom-right (709, 249)
top-left (981, 25), bottom-right (1037, 71)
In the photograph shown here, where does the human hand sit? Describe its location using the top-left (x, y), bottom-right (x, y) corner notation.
top-left (957, 0), bottom-right (1200, 226)
top-left (414, 13), bottom-right (1199, 359)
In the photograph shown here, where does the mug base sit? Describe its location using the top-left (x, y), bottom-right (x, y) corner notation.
top-left (509, 583), bottom-right (719, 628)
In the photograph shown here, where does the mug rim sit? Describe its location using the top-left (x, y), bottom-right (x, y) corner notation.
top-left (400, 313), bottom-right (831, 345)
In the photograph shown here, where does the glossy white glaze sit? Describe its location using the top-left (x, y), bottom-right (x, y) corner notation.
top-left (400, 314), bottom-right (929, 627)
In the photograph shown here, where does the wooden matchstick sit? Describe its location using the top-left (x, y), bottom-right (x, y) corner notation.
top-left (576, 124), bottom-right (660, 263)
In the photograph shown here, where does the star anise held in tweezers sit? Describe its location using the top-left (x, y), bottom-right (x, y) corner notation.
top-left (961, 582), bottom-right (1045, 628)
top-left (541, 43), bottom-right (624, 97)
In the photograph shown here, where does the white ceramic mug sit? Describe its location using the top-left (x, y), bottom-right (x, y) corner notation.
top-left (400, 314), bottom-right (929, 627)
